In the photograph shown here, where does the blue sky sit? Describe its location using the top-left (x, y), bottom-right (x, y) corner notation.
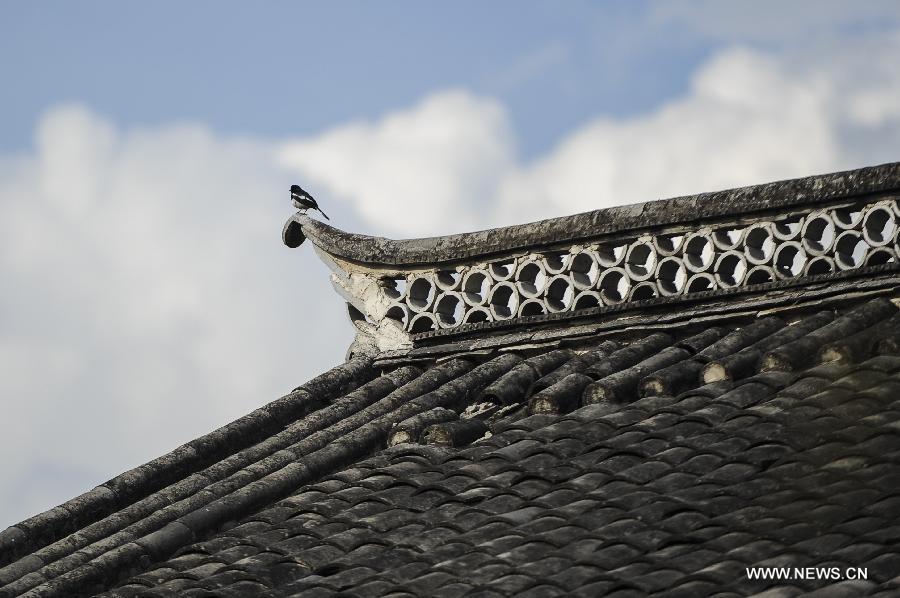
top-left (3, 2), bottom-right (719, 157)
top-left (1, 1), bottom-right (899, 528)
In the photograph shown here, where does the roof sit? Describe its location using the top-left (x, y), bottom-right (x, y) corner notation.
top-left (2, 163), bottom-right (900, 597)
top-left (283, 162), bottom-right (900, 266)
top-left (283, 162), bottom-right (900, 355)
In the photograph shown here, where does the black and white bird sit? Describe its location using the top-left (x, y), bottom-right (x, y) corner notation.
top-left (290, 184), bottom-right (330, 220)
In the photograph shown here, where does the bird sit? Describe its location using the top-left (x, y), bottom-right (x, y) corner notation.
top-left (290, 184), bottom-right (330, 220)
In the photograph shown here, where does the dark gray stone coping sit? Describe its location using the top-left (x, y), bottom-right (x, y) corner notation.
top-left (284, 161), bottom-right (900, 267)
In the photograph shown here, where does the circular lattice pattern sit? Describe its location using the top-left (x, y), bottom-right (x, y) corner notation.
top-left (378, 199), bottom-right (899, 333)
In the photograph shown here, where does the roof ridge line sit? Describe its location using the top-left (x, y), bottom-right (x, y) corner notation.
top-left (285, 161), bottom-right (900, 267)
top-left (282, 162), bottom-right (900, 355)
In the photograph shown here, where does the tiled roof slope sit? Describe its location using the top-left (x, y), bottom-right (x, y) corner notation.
top-left (3, 296), bottom-right (900, 596)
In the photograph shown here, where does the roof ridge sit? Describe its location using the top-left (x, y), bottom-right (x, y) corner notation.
top-left (286, 162), bottom-right (900, 266)
top-left (283, 162), bottom-right (900, 354)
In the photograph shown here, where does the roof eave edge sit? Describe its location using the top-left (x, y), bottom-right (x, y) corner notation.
top-left (284, 161), bottom-right (900, 267)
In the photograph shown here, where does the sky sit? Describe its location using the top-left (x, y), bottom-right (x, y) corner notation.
top-left (1, 1), bottom-right (899, 528)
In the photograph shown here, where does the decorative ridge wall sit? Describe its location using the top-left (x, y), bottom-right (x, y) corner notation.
top-left (284, 162), bottom-right (900, 354)
top-left (285, 162), bottom-right (900, 266)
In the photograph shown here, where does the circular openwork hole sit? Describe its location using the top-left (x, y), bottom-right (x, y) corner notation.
top-left (805, 256), bottom-right (835, 276)
top-left (832, 206), bottom-right (863, 230)
top-left (435, 270), bottom-right (461, 291)
top-left (834, 230), bottom-right (868, 270)
top-left (596, 242), bottom-right (627, 267)
top-left (773, 241), bottom-right (807, 278)
top-left (712, 227), bottom-right (744, 250)
top-left (801, 212), bottom-right (835, 256)
top-left (624, 242), bottom-right (657, 281)
top-left (409, 313), bottom-right (436, 333)
top-left (546, 276), bottom-right (574, 312)
top-left (542, 251), bottom-right (570, 274)
top-left (406, 276), bottom-right (436, 312)
top-left (434, 292), bottom-right (464, 328)
top-left (773, 214), bottom-right (804, 240)
top-left (518, 299), bottom-right (547, 317)
top-left (573, 291), bottom-right (601, 310)
top-left (683, 232), bottom-right (715, 272)
top-left (385, 304), bottom-right (410, 328)
top-left (489, 259), bottom-right (516, 281)
top-left (745, 266), bottom-right (775, 285)
top-left (629, 281), bottom-right (659, 301)
top-left (516, 261), bottom-right (547, 298)
top-left (488, 282), bottom-right (519, 319)
top-left (714, 250), bottom-right (747, 288)
top-left (865, 247), bottom-right (895, 266)
top-left (380, 277), bottom-right (407, 300)
top-left (654, 233), bottom-right (684, 256)
top-left (571, 251), bottom-right (600, 290)
top-left (863, 204), bottom-right (896, 247)
top-left (656, 257), bottom-right (686, 296)
top-left (461, 270), bottom-right (490, 306)
top-left (598, 268), bottom-right (630, 305)
top-left (685, 273), bottom-right (715, 293)
top-left (463, 307), bottom-right (490, 324)
top-left (744, 224), bottom-right (775, 265)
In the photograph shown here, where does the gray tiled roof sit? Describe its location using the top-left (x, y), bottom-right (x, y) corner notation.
top-left (2, 296), bottom-right (900, 597)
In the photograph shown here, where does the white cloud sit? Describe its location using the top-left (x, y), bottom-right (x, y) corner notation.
top-left (277, 91), bottom-right (515, 236)
top-left (494, 47), bottom-right (840, 223)
top-left (280, 33), bottom-right (900, 234)
top-left (0, 107), bottom-right (353, 526)
top-left (3, 27), bottom-right (900, 529)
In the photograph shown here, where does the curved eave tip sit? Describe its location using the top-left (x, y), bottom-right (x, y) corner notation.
top-left (283, 212), bottom-right (353, 249)
top-left (282, 214), bottom-right (307, 248)
top-left (283, 211), bottom-right (381, 251)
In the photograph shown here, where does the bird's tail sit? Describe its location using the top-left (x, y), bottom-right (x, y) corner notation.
top-left (317, 207), bottom-right (330, 220)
